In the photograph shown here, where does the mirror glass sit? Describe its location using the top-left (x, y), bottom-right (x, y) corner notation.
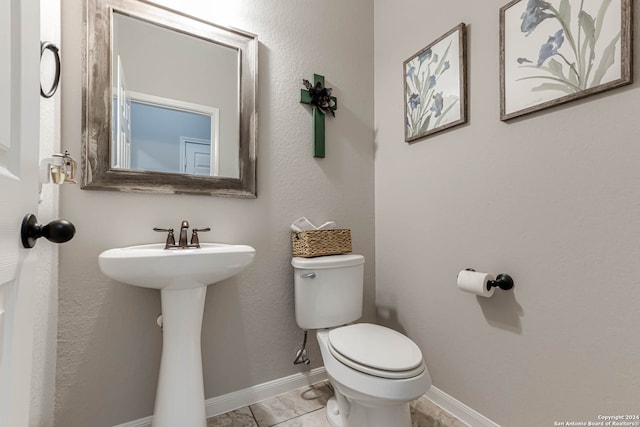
top-left (112, 12), bottom-right (239, 178)
top-left (83, 0), bottom-right (257, 197)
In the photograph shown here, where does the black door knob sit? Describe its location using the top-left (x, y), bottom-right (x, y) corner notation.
top-left (21, 214), bottom-right (76, 248)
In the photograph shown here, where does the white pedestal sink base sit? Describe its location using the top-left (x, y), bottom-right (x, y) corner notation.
top-left (98, 242), bottom-right (256, 426)
top-left (153, 286), bottom-right (207, 427)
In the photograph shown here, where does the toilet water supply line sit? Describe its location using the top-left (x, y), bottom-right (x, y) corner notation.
top-left (293, 330), bottom-right (311, 365)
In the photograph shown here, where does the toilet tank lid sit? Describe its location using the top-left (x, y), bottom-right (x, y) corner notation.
top-left (291, 254), bottom-right (364, 269)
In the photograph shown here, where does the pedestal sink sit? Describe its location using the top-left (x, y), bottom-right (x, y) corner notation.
top-left (98, 243), bottom-right (255, 427)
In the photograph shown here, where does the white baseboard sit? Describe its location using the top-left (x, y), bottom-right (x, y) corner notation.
top-left (424, 386), bottom-right (500, 427)
top-left (113, 369), bottom-right (499, 427)
top-left (205, 367), bottom-right (328, 417)
top-left (112, 367), bottom-right (328, 427)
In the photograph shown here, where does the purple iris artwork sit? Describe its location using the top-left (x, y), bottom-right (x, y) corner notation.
top-left (500, 0), bottom-right (631, 120)
top-left (516, 0), bottom-right (619, 92)
top-left (404, 24), bottom-right (467, 142)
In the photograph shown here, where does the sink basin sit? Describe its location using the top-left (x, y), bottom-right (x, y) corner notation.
top-left (98, 242), bottom-right (255, 427)
top-left (98, 243), bottom-right (255, 290)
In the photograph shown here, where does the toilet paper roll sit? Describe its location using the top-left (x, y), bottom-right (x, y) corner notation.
top-left (457, 270), bottom-right (495, 297)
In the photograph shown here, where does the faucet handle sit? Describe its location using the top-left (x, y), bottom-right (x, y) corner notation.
top-left (190, 227), bottom-right (211, 247)
top-left (153, 227), bottom-right (176, 248)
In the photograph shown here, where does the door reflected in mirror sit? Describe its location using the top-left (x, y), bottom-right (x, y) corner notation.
top-left (111, 11), bottom-right (240, 178)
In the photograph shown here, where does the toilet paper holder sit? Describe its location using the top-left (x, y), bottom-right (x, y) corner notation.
top-left (465, 268), bottom-right (514, 291)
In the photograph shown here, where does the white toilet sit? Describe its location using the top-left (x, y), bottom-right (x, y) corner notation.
top-left (292, 254), bottom-right (431, 427)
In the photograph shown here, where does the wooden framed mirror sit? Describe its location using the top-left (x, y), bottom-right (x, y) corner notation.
top-left (83, 0), bottom-right (257, 197)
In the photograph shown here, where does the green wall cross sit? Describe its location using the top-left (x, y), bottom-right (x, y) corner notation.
top-left (300, 74), bottom-right (337, 158)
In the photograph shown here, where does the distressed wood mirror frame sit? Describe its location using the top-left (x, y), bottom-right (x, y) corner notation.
top-left (83, 0), bottom-right (257, 197)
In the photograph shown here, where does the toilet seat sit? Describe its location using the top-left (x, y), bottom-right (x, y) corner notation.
top-left (328, 323), bottom-right (425, 380)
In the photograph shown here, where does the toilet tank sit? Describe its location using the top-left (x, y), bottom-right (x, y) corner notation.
top-left (292, 254), bottom-right (364, 330)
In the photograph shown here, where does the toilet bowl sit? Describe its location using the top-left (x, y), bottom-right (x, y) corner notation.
top-left (292, 254), bottom-right (431, 427)
top-left (317, 325), bottom-right (431, 427)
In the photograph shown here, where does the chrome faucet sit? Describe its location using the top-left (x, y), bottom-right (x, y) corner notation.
top-left (154, 220), bottom-right (210, 249)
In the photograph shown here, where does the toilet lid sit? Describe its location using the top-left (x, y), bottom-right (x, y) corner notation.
top-left (328, 323), bottom-right (424, 379)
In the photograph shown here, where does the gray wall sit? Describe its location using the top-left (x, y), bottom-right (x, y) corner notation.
top-left (56, 0), bottom-right (374, 425)
top-left (374, 1), bottom-right (640, 426)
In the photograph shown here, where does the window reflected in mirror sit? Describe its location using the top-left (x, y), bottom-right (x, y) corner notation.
top-left (111, 11), bottom-right (239, 178)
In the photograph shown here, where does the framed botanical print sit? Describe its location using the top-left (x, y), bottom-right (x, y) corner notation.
top-left (404, 23), bottom-right (468, 143)
top-left (500, 0), bottom-right (632, 121)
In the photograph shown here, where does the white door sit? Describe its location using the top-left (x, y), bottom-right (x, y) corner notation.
top-left (0, 0), bottom-right (42, 425)
top-left (180, 138), bottom-right (212, 176)
top-left (115, 55), bottom-right (132, 169)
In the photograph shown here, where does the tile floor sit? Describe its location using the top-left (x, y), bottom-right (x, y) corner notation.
top-left (206, 381), bottom-right (468, 427)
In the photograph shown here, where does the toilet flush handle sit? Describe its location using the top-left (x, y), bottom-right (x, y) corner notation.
top-left (300, 272), bottom-right (316, 279)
